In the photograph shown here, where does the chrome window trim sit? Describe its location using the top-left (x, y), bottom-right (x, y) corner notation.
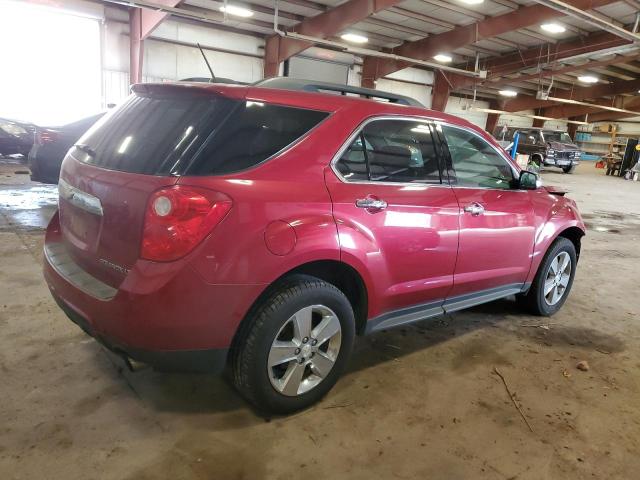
top-left (329, 115), bottom-right (527, 192)
top-left (329, 115), bottom-right (449, 189)
top-left (58, 178), bottom-right (104, 216)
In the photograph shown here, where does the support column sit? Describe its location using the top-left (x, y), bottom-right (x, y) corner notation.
top-left (129, 9), bottom-right (143, 85)
top-left (360, 57), bottom-right (379, 89)
top-left (431, 71), bottom-right (450, 112)
top-left (567, 115), bottom-right (586, 139)
top-left (485, 99), bottom-right (505, 133)
top-left (264, 36), bottom-right (281, 78)
top-left (129, 2), bottom-right (180, 85)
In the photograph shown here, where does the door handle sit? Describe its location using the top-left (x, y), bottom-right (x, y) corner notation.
top-left (464, 202), bottom-right (485, 216)
top-left (356, 197), bottom-right (387, 210)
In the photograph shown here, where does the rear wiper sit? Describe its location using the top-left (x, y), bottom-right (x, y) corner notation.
top-left (74, 144), bottom-right (96, 157)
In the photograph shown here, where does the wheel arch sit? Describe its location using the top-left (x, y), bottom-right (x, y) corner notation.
top-left (556, 225), bottom-right (584, 261)
top-left (230, 259), bottom-right (369, 356)
top-left (531, 153), bottom-right (544, 164)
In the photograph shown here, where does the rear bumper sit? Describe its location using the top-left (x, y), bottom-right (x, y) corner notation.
top-left (52, 292), bottom-right (228, 373)
top-left (43, 212), bottom-right (265, 372)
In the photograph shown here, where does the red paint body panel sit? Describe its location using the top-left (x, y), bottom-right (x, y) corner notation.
top-left (324, 172), bottom-right (459, 317)
top-left (44, 82), bottom-right (585, 361)
top-left (525, 190), bottom-right (585, 286)
top-left (449, 188), bottom-right (536, 296)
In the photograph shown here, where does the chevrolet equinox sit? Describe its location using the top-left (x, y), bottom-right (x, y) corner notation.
top-left (44, 78), bottom-right (585, 413)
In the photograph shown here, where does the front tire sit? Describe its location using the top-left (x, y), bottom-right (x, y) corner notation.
top-left (232, 275), bottom-right (355, 414)
top-left (519, 237), bottom-right (577, 316)
top-left (562, 165), bottom-right (576, 174)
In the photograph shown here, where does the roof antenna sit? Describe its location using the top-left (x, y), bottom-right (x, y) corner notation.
top-left (197, 43), bottom-right (216, 83)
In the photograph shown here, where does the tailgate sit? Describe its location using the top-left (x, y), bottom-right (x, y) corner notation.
top-left (58, 159), bottom-right (178, 288)
top-left (55, 85), bottom-right (238, 288)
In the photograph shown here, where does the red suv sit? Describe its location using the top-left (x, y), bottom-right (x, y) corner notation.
top-left (44, 78), bottom-right (585, 413)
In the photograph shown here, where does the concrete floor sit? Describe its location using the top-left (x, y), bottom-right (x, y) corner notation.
top-left (1, 161), bottom-right (639, 479)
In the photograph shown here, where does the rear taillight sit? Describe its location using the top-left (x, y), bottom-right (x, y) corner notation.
top-left (38, 129), bottom-right (60, 144)
top-left (141, 186), bottom-right (232, 262)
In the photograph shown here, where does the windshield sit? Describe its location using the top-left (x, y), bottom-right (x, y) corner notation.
top-left (543, 131), bottom-right (573, 143)
top-left (493, 127), bottom-right (540, 144)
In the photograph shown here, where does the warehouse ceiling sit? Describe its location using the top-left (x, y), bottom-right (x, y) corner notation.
top-left (119, 0), bottom-right (640, 121)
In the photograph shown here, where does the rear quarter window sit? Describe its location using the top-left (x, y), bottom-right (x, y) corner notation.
top-left (187, 102), bottom-right (330, 175)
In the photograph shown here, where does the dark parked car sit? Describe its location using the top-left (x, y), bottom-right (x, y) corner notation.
top-left (28, 113), bottom-right (104, 183)
top-left (45, 79), bottom-right (585, 413)
top-left (493, 127), bottom-right (581, 173)
top-left (0, 118), bottom-right (34, 157)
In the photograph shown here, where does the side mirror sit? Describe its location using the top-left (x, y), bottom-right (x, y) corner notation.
top-left (518, 170), bottom-right (539, 190)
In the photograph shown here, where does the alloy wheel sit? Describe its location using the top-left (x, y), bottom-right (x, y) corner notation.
top-left (267, 305), bottom-right (342, 396)
top-left (543, 251), bottom-right (572, 306)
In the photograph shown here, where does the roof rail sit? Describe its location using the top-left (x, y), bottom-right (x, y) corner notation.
top-left (253, 77), bottom-right (424, 107)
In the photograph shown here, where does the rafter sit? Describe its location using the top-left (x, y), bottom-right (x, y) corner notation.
top-left (503, 77), bottom-right (640, 112)
top-left (483, 54), bottom-right (640, 89)
top-left (361, 0), bottom-right (619, 86)
top-left (263, 0), bottom-right (404, 77)
top-left (587, 97), bottom-right (640, 121)
top-left (541, 97), bottom-right (626, 118)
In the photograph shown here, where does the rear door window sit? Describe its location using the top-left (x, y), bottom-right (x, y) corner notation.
top-left (74, 91), bottom-right (236, 175)
top-left (187, 102), bottom-right (329, 175)
top-left (335, 119), bottom-right (442, 184)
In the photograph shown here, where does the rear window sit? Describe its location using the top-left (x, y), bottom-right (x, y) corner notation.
top-left (75, 91), bottom-right (235, 175)
top-left (73, 91), bottom-right (329, 176)
top-left (186, 101), bottom-right (329, 175)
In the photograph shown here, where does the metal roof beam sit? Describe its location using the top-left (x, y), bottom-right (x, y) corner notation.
top-left (264, 0), bottom-right (404, 77)
top-left (503, 77), bottom-right (640, 112)
top-left (361, 0), bottom-right (619, 85)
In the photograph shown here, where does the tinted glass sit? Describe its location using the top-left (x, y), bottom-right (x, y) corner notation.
top-left (75, 92), bottom-right (235, 175)
top-left (335, 134), bottom-right (370, 181)
top-left (188, 102), bottom-right (329, 175)
top-left (336, 119), bottom-right (441, 184)
top-left (441, 126), bottom-right (515, 190)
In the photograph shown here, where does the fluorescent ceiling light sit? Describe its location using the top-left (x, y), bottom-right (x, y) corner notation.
top-left (219, 5), bottom-right (254, 17)
top-left (340, 33), bottom-right (368, 44)
top-left (578, 75), bottom-right (598, 83)
top-left (545, 96), bottom-right (640, 116)
top-left (460, 0), bottom-right (484, 4)
top-left (434, 54), bottom-right (453, 63)
top-left (499, 89), bottom-right (518, 97)
top-left (541, 23), bottom-right (566, 34)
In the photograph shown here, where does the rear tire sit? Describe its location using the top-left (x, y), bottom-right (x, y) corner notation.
top-left (519, 237), bottom-right (577, 316)
top-left (562, 165), bottom-right (576, 174)
top-left (231, 275), bottom-right (355, 414)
